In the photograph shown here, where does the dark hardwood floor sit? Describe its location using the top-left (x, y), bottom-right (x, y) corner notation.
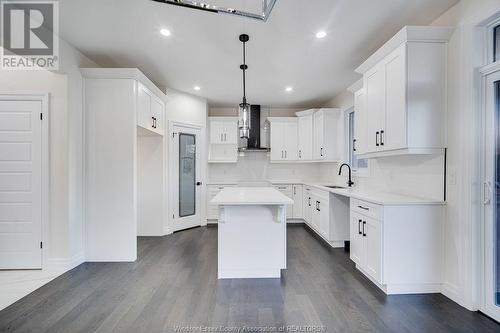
top-left (1, 225), bottom-right (499, 333)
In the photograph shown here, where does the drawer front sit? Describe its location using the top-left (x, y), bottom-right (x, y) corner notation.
top-left (273, 185), bottom-right (293, 197)
top-left (350, 198), bottom-right (382, 220)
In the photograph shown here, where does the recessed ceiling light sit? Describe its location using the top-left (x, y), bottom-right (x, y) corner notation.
top-left (160, 28), bottom-right (171, 37)
top-left (316, 31), bottom-right (327, 39)
top-left (194, 86), bottom-right (201, 91)
top-left (285, 87), bottom-right (293, 92)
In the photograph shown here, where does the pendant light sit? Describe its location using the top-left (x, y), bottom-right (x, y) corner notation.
top-left (238, 34), bottom-right (251, 139)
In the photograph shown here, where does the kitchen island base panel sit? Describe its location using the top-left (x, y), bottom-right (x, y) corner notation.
top-left (217, 205), bottom-right (287, 279)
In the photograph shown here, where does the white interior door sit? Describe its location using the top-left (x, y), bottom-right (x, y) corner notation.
top-left (0, 98), bottom-right (44, 269)
top-left (172, 124), bottom-right (202, 232)
top-left (483, 70), bottom-right (500, 322)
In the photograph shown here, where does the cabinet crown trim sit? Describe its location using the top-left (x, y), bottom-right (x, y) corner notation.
top-left (295, 109), bottom-right (317, 117)
top-left (267, 117), bottom-right (298, 122)
top-left (355, 25), bottom-right (453, 74)
top-left (81, 68), bottom-right (166, 100)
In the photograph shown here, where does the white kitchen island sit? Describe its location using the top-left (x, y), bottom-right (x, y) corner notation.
top-left (211, 187), bottom-right (293, 279)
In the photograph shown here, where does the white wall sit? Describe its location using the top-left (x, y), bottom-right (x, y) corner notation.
top-left (430, 0), bottom-right (500, 311)
top-left (0, 39), bottom-right (98, 268)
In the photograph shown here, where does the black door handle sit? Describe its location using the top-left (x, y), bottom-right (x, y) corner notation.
top-left (380, 130), bottom-right (384, 146)
top-left (308, 197), bottom-right (311, 206)
top-left (376, 132), bottom-right (380, 146)
top-left (353, 139), bottom-right (357, 152)
top-left (316, 201), bottom-right (320, 211)
top-left (358, 219), bottom-right (362, 235)
top-left (362, 221), bottom-right (366, 237)
top-left (196, 181), bottom-right (202, 186)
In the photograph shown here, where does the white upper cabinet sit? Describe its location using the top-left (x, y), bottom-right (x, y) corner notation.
top-left (313, 108), bottom-right (340, 162)
top-left (353, 87), bottom-right (367, 155)
top-left (296, 110), bottom-right (315, 161)
top-left (137, 82), bottom-right (165, 136)
top-left (355, 26), bottom-right (452, 158)
top-left (208, 117), bottom-right (238, 163)
top-left (209, 117), bottom-right (238, 144)
top-left (268, 117), bottom-right (298, 162)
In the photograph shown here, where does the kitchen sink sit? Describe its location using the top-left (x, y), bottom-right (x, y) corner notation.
top-left (323, 185), bottom-right (347, 189)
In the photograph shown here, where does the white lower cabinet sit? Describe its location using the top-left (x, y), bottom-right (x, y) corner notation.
top-left (207, 184), bottom-right (236, 220)
top-left (272, 184), bottom-right (303, 219)
top-left (349, 198), bottom-right (444, 294)
top-left (302, 186), bottom-right (349, 248)
top-left (350, 211), bottom-right (381, 283)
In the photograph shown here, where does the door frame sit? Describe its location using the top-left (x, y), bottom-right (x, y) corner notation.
top-left (0, 93), bottom-right (49, 269)
top-left (168, 120), bottom-right (205, 233)
top-left (480, 62), bottom-right (500, 322)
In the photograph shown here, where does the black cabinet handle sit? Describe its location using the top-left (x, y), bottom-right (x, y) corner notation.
top-left (308, 197), bottom-right (311, 206)
top-left (353, 139), bottom-right (357, 152)
top-left (380, 130), bottom-right (384, 146)
top-left (320, 148), bottom-right (323, 157)
top-left (316, 201), bottom-right (320, 212)
top-left (299, 150), bottom-right (302, 159)
top-left (196, 181), bottom-right (202, 186)
top-left (376, 131), bottom-right (380, 146)
top-left (358, 219), bottom-right (362, 235)
top-left (357, 205), bottom-right (369, 211)
top-left (362, 221), bottom-right (366, 237)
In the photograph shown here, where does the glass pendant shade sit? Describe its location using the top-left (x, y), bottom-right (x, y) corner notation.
top-left (238, 102), bottom-right (251, 139)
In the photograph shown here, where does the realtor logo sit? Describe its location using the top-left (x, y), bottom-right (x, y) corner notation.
top-left (1, 0), bottom-right (59, 70)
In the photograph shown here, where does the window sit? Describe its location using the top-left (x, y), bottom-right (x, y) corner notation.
top-left (495, 24), bottom-right (500, 62)
top-left (347, 109), bottom-right (369, 176)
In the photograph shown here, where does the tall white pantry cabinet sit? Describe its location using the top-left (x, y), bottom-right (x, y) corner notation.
top-left (82, 68), bottom-right (167, 262)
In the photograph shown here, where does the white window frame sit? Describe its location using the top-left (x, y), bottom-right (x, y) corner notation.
top-left (486, 15), bottom-right (500, 64)
top-left (343, 107), bottom-right (370, 177)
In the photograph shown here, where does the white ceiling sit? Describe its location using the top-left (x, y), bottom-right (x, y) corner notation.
top-left (59, 0), bottom-right (459, 107)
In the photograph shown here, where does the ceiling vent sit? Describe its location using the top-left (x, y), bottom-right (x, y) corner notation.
top-left (150, 0), bottom-right (278, 22)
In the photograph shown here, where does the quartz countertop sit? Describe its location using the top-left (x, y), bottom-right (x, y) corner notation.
top-left (211, 187), bottom-right (294, 205)
top-left (302, 182), bottom-right (445, 205)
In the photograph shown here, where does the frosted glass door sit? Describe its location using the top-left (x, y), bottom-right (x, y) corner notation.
top-left (179, 133), bottom-right (196, 217)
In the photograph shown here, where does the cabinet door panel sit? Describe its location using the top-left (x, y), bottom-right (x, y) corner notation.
top-left (274, 185), bottom-right (293, 218)
top-left (303, 189), bottom-right (312, 225)
top-left (270, 122), bottom-right (284, 161)
top-left (210, 121), bottom-right (224, 144)
top-left (151, 97), bottom-right (164, 135)
top-left (318, 199), bottom-right (329, 238)
top-left (292, 185), bottom-right (303, 218)
top-left (313, 112), bottom-right (324, 160)
top-left (350, 213), bottom-right (363, 265)
top-left (364, 217), bottom-right (382, 283)
top-left (354, 90), bottom-right (366, 155)
top-left (284, 122), bottom-right (298, 160)
top-left (137, 84), bottom-right (152, 130)
top-left (223, 120), bottom-right (238, 144)
top-left (384, 45), bottom-right (407, 151)
top-left (365, 66), bottom-right (385, 153)
top-left (298, 116), bottom-right (313, 160)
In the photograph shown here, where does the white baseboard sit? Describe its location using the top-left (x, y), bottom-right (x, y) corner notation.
top-left (46, 251), bottom-right (85, 272)
top-left (442, 282), bottom-right (474, 310)
top-left (163, 225), bottom-right (173, 235)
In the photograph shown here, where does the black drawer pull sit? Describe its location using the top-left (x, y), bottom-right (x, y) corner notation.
top-left (357, 205), bottom-right (369, 211)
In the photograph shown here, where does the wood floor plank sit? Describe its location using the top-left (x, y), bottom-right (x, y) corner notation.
top-left (1, 225), bottom-right (499, 333)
